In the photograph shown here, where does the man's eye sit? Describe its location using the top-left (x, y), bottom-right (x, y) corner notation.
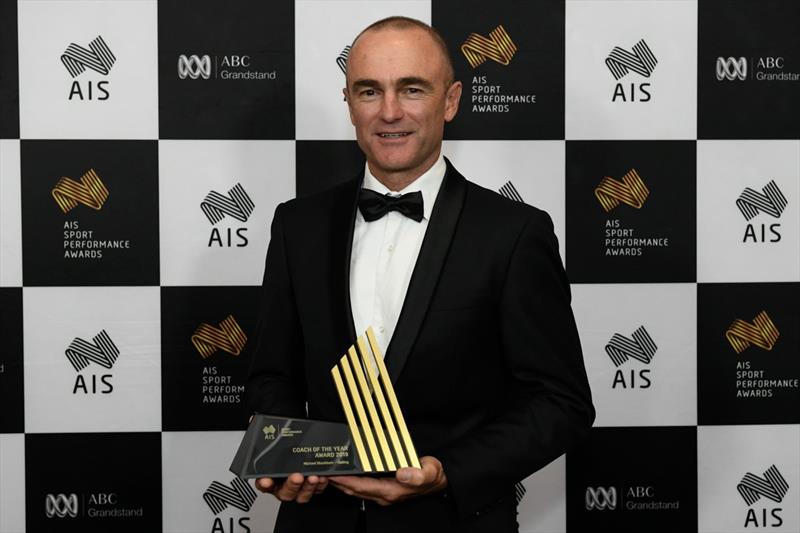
top-left (406, 87), bottom-right (421, 94)
top-left (361, 89), bottom-right (376, 96)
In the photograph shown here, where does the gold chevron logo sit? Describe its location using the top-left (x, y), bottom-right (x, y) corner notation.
top-left (51, 169), bottom-right (109, 214)
top-left (594, 168), bottom-right (649, 213)
top-left (192, 315), bottom-right (248, 359)
top-left (725, 310), bottom-right (780, 354)
top-left (460, 25), bottom-right (517, 69)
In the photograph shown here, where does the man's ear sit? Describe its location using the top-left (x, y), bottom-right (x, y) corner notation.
top-left (444, 81), bottom-right (463, 122)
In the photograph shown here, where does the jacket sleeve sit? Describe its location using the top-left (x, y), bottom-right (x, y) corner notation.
top-left (245, 202), bottom-right (307, 419)
top-left (438, 209), bottom-right (595, 518)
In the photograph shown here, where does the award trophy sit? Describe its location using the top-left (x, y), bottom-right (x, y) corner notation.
top-left (230, 327), bottom-right (419, 478)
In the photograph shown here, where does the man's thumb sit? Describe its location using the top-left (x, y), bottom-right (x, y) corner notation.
top-left (396, 468), bottom-right (423, 486)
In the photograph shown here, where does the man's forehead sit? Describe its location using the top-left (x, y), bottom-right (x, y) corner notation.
top-left (348, 28), bottom-right (443, 78)
top-left (350, 28), bottom-right (439, 64)
top-left (352, 25), bottom-right (434, 52)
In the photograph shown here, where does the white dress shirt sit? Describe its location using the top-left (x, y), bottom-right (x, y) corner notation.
top-left (349, 154), bottom-right (447, 355)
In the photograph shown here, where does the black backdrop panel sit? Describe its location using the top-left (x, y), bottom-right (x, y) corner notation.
top-left (158, 0), bottom-right (295, 140)
top-left (434, 0), bottom-right (565, 140)
top-left (20, 140), bottom-right (159, 286)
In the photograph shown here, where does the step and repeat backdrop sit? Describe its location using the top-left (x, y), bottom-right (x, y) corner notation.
top-left (1, 0), bottom-right (799, 532)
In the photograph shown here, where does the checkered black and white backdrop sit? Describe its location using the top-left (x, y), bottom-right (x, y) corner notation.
top-left (1, 1), bottom-right (798, 532)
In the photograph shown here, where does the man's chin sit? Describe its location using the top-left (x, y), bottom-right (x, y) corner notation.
top-left (368, 156), bottom-right (419, 175)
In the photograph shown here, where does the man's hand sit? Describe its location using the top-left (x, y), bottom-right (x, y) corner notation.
top-left (255, 474), bottom-right (329, 503)
top-left (329, 456), bottom-right (447, 506)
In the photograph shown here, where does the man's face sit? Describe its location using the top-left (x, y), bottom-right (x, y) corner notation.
top-left (344, 27), bottom-right (461, 181)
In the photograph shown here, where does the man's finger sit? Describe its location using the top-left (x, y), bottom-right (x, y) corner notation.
top-left (256, 477), bottom-right (276, 493)
top-left (314, 477), bottom-right (329, 494)
top-left (275, 473), bottom-right (304, 501)
top-left (295, 476), bottom-right (318, 503)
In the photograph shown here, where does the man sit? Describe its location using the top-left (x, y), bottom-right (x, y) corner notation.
top-left (246, 16), bottom-right (594, 533)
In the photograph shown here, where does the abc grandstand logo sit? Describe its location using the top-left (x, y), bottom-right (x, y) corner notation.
top-left (585, 487), bottom-right (617, 510)
top-left (717, 57), bottom-right (747, 81)
top-left (176, 53), bottom-right (276, 80)
top-left (178, 55), bottom-right (211, 80)
top-left (45, 493), bottom-right (79, 518)
top-left (584, 484), bottom-right (679, 513)
top-left (716, 55), bottom-right (800, 82)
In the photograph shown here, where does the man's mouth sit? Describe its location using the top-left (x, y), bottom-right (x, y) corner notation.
top-left (378, 132), bottom-right (411, 138)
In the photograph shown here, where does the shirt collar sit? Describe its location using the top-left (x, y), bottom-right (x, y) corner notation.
top-left (362, 154), bottom-right (446, 221)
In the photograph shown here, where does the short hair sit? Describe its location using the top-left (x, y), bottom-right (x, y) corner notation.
top-left (349, 16), bottom-right (455, 86)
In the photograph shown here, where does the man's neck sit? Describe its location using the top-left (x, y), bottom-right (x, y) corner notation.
top-left (368, 152), bottom-right (442, 192)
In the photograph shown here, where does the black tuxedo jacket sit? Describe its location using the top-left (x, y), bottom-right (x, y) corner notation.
top-left (246, 159), bottom-right (594, 533)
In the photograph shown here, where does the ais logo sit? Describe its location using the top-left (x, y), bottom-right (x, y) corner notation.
top-left (61, 35), bottom-right (115, 101)
top-left (336, 46), bottom-right (350, 74)
top-left (65, 329), bottom-right (119, 395)
top-left (51, 169), bottom-right (109, 214)
top-left (191, 315), bottom-right (248, 359)
top-left (201, 183), bottom-right (255, 248)
top-left (606, 39), bottom-right (657, 103)
top-left (605, 325), bottom-right (657, 389)
top-left (738, 464), bottom-right (789, 528)
top-left (498, 181), bottom-right (524, 203)
top-left (203, 477), bottom-right (257, 533)
top-left (736, 180), bottom-right (787, 244)
top-left (725, 310), bottom-right (779, 355)
top-left (595, 168), bottom-right (649, 213)
top-left (460, 25), bottom-right (517, 69)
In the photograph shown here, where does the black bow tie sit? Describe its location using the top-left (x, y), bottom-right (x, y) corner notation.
top-left (358, 189), bottom-right (424, 222)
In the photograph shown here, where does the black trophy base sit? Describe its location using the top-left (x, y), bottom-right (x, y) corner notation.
top-left (230, 414), bottom-right (366, 478)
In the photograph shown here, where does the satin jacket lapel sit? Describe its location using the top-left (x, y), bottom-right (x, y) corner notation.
top-left (384, 159), bottom-right (467, 381)
top-left (330, 174), bottom-right (361, 349)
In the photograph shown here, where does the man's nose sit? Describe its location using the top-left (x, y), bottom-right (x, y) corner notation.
top-left (380, 92), bottom-right (404, 122)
